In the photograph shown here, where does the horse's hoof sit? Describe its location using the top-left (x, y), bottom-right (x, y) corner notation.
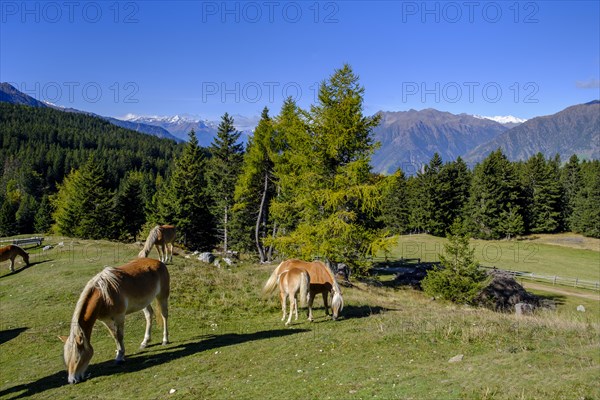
top-left (162, 340), bottom-right (169, 345)
top-left (114, 358), bottom-right (125, 365)
top-left (140, 342), bottom-right (148, 349)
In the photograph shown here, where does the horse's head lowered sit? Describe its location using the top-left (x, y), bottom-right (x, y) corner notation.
top-left (331, 291), bottom-right (344, 320)
top-left (61, 327), bottom-right (93, 384)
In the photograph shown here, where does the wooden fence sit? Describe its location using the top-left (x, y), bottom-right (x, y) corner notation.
top-left (480, 266), bottom-right (599, 291)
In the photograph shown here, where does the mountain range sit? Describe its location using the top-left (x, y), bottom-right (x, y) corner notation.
top-left (1, 82), bottom-right (598, 173)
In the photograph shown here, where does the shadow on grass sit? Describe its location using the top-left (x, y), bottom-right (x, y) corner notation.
top-left (0, 260), bottom-right (53, 279)
top-left (0, 328), bottom-right (308, 400)
top-left (341, 305), bottom-right (399, 320)
top-left (0, 327), bottom-right (28, 345)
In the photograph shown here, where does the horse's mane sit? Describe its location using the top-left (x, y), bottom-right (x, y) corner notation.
top-left (139, 225), bottom-right (161, 257)
top-left (314, 260), bottom-right (342, 295)
top-left (71, 267), bottom-right (121, 326)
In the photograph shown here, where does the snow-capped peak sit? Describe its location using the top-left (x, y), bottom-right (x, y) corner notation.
top-left (121, 114), bottom-right (200, 123)
top-left (473, 115), bottom-right (528, 124)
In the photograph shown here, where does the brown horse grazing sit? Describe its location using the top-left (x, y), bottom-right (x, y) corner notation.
top-left (138, 225), bottom-right (176, 263)
top-left (0, 245), bottom-right (30, 272)
top-left (278, 267), bottom-right (310, 326)
top-left (60, 258), bottom-right (170, 384)
top-left (264, 259), bottom-right (344, 321)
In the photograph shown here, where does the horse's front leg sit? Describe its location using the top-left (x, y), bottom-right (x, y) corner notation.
top-left (307, 291), bottom-right (315, 322)
top-left (140, 305), bottom-right (154, 348)
top-left (322, 292), bottom-right (329, 316)
top-left (9, 256), bottom-right (15, 272)
top-left (104, 317), bottom-right (126, 363)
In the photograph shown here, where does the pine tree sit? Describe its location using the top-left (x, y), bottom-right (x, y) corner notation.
top-left (468, 150), bottom-right (523, 239)
top-left (158, 130), bottom-right (215, 250)
top-left (113, 172), bottom-right (146, 241)
top-left (269, 65), bottom-right (383, 273)
top-left (561, 154), bottom-right (582, 231)
top-left (34, 194), bottom-right (54, 233)
top-left (571, 160), bottom-right (600, 238)
top-left (497, 203), bottom-right (525, 239)
top-left (378, 169), bottom-right (410, 235)
top-left (207, 114), bottom-right (245, 253)
top-left (52, 156), bottom-right (113, 239)
top-left (421, 220), bottom-right (488, 304)
top-left (522, 153), bottom-right (563, 233)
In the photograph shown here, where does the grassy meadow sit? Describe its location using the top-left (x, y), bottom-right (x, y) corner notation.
top-left (382, 233), bottom-right (600, 282)
top-left (0, 236), bottom-right (599, 400)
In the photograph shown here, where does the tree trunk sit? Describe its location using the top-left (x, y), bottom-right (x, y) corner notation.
top-left (255, 173), bottom-right (269, 262)
top-left (223, 203), bottom-right (228, 254)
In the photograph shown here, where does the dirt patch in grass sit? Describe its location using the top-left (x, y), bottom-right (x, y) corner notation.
top-left (521, 233), bottom-right (600, 252)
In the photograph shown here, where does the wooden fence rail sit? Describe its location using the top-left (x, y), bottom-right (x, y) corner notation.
top-left (480, 266), bottom-right (599, 291)
top-left (0, 236), bottom-right (44, 247)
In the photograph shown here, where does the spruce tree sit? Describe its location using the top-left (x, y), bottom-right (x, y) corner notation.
top-left (561, 154), bottom-right (582, 231)
top-left (207, 114), bottom-right (245, 253)
top-left (421, 220), bottom-right (488, 304)
top-left (468, 150), bottom-right (523, 239)
top-left (34, 195), bottom-right (54, 234)
top-left (522, 153), bottom-right (563, 233)
top-left (159, 130), bottom-right (215, 250)
top-left (378, 169), bottom-right (410, 235)
top-left (52, 156), bottom-right (113, 239)
top-left (571, 160), bottom-right (600, 238)
top-left (113, 172), bottom-right (146, 241)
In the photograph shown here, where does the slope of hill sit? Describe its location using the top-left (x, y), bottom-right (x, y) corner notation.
top-left (371, 109), bottom-right (508, 174)
top-left (0, 83), bottom-right (180, 142)
top-left (465, 101), bottom-right (600, 162)
top-left (0, 102), bottom-right (180, 190)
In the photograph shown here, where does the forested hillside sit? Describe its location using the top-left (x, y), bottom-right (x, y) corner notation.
top-left (1, 68), bottom-right (598, 270)
top-left (0, 103), bottom-right (181, 238)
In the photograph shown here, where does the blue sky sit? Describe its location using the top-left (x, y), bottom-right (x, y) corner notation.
top-left (1, 1), bottom-right (599, 121)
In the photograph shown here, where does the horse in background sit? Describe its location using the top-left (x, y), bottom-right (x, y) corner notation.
top-left (60, 258), bottom-right (170, 384)
top-left (278, 267), bottom-right (310, 325)
top-left (138, 225), bottom-right (176, 263)
top-left (0, 245), bottom-right (30, 272)
top-left (264, 259), bottom-right (344, 321)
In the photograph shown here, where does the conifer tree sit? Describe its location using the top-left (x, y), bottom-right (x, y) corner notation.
top-left (113, 172), bottom-right (146, 241)
top-left (561, 154), bottom-right (582, 231)
top-left (232, 107), bottom-right (278, 260)
top-left (421, 220), bottom-right (488, 304)
top-left (158, 130), bottom-right (215, 249)
top-left (468, 150), bottom-right (523, 239)
top-left (522, 153), bottom-right (563, 233)
top-left (571, 160), bottom-right (600, 238)
top-left (378, 169), bottom-right (410, 235)
top-left (269, 65), bottom-right (382, 272)
top-left (207, 114), bottom-right (245, 253)
top-left (34, 195), bottom-right (54, 233)
top-left (52, 156), bottom-right (113, 239)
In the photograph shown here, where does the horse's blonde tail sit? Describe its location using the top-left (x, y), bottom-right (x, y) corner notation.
top-left (299, 271), bottom-right (309, 308)
top-left (262, 261), bottom-right (285, 296)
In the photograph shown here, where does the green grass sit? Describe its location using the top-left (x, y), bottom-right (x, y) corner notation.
top-left (383, 234), bottom-right (600, 282)
top-left (0, 238), bottom-right (599, 400)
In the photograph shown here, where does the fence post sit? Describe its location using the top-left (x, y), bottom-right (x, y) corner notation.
top-left (575, 278), bottom-right (578, 288)
top-left (553, 276), bottom-right (557, 285)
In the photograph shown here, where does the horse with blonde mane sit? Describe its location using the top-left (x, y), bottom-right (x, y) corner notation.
top-left (278, 267), bottom-right (310, 325)
top-left (138, 225), bottom-right (176, 263)
top-left (0, 245), bottom-right (30, 272)
top-left (60, 258), bottom-right (169, 384)
top-left (264, 259), bottom-right (344, 321)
